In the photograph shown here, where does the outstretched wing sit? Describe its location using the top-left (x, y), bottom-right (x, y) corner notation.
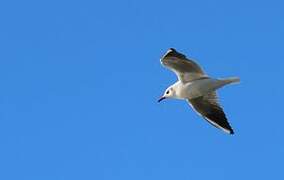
top-left (187, 92), bottom-right (234, 134)
top-left (160, 48), bottom-right (207, 83)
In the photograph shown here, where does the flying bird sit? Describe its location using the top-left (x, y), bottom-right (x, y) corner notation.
top-left (158, 48), bottom-right (240, 134)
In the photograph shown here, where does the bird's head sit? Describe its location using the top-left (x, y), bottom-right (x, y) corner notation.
top-left (158, 86), bottom-right (176, 102)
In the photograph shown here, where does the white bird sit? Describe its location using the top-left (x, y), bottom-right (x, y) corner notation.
top-left (158, 48), bottom-right (240, 134)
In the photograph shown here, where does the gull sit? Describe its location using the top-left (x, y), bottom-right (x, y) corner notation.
top-left (158, 48), bottom-right (240, 134)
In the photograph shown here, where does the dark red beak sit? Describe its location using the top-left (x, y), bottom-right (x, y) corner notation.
top-left (158, 96), bottom-right (166, 102)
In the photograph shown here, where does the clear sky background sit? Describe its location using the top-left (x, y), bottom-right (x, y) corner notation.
top-left (0, 0), bottom-right (283, 179)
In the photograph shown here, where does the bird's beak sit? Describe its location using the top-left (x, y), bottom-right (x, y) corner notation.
top-left (158, 96), bottom-right (166, 102)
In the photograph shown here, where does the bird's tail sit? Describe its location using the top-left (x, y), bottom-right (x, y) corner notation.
top-left (220, 77), bottom-right (240, 85)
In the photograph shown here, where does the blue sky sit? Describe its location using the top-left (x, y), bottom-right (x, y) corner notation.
top-left (0, 0), bottom-right (283, 179)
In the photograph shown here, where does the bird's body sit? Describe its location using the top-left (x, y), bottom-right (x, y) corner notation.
top-left (170, 77), bottom-right (239, 100)
top-left (158, 48), bottom-right (240, 134)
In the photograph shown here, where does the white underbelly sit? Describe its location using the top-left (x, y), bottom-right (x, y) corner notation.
top-left (179, 79), bottom-right (219, 99)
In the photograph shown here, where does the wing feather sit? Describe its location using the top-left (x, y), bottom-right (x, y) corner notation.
top-left (187, 92), bottom-right (234, 134)
top-left (161, 48), bottom-right (207, 83)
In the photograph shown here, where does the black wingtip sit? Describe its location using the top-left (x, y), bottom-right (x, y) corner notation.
top-left (163, 48), bottom-right (186, 59)
top-left (224, 126), bottom-right (234, 135)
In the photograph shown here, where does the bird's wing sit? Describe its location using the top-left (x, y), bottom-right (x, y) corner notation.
top-left (160, 48), bottom-right (207, 83)
top-left (187, 92), bottom-right (234, 134)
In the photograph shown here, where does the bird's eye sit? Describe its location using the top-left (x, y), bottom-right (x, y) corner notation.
top-left (166, 90), bottom-right (170, 94)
